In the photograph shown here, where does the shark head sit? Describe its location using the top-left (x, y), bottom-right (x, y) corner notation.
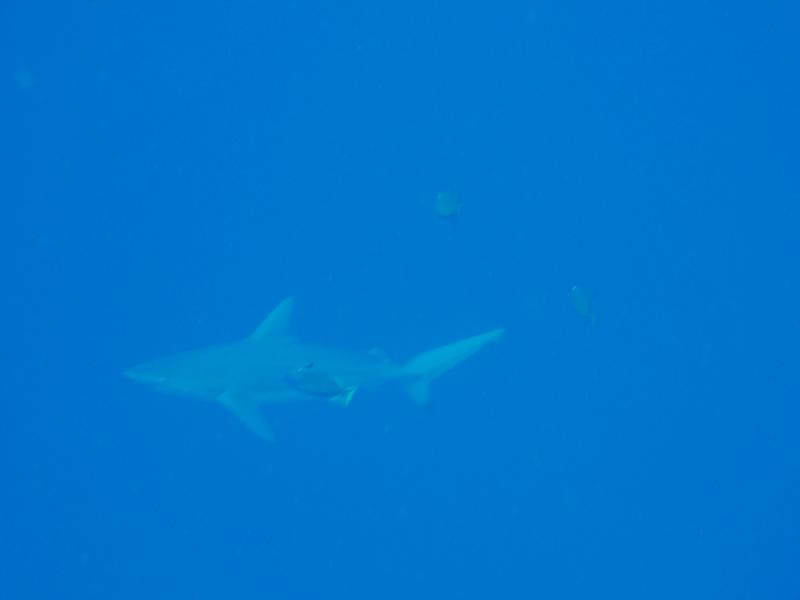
top-left (123, 363), bottom-right (179, 393)
top-left (123, 364), bottom-right (167, 387)
top-left (123, 357), bottom-right (221, 399)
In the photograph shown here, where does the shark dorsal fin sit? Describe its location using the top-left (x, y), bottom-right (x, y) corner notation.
top-left (251, 297), bottom-right (294, 340)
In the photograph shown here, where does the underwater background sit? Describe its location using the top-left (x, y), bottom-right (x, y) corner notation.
top-left (3, 1), bottom-right (798, 598)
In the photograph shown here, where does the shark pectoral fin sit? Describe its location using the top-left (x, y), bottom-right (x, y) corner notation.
top-left (219, 392), bottom-right (276, 442)
top-left (329, 386), bottom-right (357, 407)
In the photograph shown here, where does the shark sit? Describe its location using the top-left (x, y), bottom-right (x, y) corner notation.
top-left (124, 297), bottom-right (504, 442)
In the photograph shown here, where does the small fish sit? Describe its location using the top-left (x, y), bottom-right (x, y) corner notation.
top-left (285, 363), bottom-right (357, 407)
top-left (286, 363), bottom-right (344, 396)
top-left (569, 285), bottom-right (596, 325)
top-left (434, 191), bottom-right (462, 221)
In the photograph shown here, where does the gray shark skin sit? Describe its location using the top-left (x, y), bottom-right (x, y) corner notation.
top-left (124, 297), bottom-right (504, 442)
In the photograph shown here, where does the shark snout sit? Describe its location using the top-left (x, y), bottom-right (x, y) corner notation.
top-left (123, 366), bottom-right (166, 386)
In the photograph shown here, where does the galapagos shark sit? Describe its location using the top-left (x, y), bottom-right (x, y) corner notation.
top-left (124, 297), bottom-right (504, 442)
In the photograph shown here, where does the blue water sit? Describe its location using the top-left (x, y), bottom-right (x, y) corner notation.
top-left (3, 1), bottom-right (798, 598)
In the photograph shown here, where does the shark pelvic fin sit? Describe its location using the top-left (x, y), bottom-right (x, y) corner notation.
top-left (404, 328), bottom-right (504, 405)
top-left (219, 391), bottom-right (276, 442)
top-left (329, 386), bottom-right (357, 407)
top-left (251, 297), bottom-right (294, 340)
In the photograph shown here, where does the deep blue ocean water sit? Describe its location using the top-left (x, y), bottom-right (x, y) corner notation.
top-left (2, 1), bottom-right (798, 598)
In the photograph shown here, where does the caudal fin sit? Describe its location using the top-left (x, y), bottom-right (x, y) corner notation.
top-left (404, 328), bottom-right (504, 405)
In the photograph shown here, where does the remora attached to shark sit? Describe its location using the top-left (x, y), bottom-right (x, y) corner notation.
top-left (124, 297), bottom-right (504, 442)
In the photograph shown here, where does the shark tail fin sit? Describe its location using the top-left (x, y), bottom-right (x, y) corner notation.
top-left (403, 328), bottom-right (504, 405)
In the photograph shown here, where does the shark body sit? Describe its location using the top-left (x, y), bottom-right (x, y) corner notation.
top-left (124, 297), bottom-right (503, 441)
